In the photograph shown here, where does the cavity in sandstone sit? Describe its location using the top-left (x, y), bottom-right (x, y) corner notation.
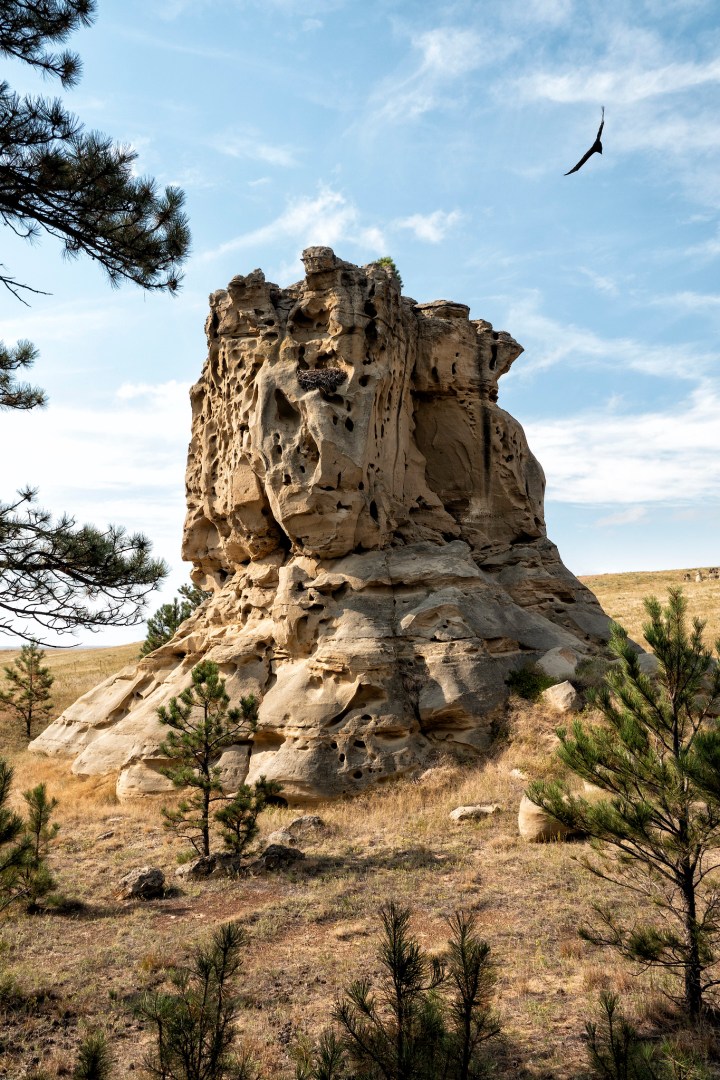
top-left (30, 248), bottom-right (610, 803)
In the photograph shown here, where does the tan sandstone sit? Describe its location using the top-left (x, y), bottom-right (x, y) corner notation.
top-left (30, 248), bottom-right (611, 803)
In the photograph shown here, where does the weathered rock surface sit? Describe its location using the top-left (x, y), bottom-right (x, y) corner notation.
top-left (540, 681), bottom-right (581, 713)
top-left (118, 866), bottom-right (165, 900)
top-left (449, 804), bottom-right (501, 821)
top-left (30, 248), bottom-right (611, 803)
top-left (518, 794), bottom-right (577, 843)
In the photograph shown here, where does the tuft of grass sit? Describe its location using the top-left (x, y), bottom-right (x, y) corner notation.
top-left (506, 664), bottom-right (556, 702)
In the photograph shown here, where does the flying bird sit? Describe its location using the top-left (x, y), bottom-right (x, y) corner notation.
top-left (564, 107), bottom-right (605, 175)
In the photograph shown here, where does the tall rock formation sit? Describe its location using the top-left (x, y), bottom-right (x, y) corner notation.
top-left (30, 248), bottom-right (610, 802)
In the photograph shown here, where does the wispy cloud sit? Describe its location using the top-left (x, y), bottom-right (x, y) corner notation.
top-left (198, 187), bottom-right (385, 264)
top-left (577, 268), bottom-right (620, 295)
top-left (209, 130), bottom-right (298, 168)
top-left (367, 27), bottom-right (496, 123)
top-left (653, 290), bottom-right (720, 311)
top-left (518, 54), bottom-right (720, 106)
top-left (595, 506), bottom-right (648, 527)
top-left (527, 384), bottom-right (720, 505)
top-left (507, 293), bottom-right (719, 380)
top-left (394, 209), bottom-right (462, 243)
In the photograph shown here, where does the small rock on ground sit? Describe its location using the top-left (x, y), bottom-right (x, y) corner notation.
top-left (449, 805), bottom-right (501, 822)
top-left (540, 680), bottom-right (580, 713)
top-left (287, 814), bottom-right (325, 834)
top-left (251, 844), bottom-right (305, 872)
top-left (118, 866), bottom-right (165, 900)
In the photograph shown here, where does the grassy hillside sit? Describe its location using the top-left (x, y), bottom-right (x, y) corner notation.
top-left (580, 566), bottom-right (720, 647)
top-left (0, 572), bottom-right (717, 1078)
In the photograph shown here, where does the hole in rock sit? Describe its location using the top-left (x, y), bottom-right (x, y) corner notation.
top-left (339, 753), bottom-right (345, 762)
top-left (266, 794), bottom-right (288, 808)
top-left (352, 770), bottom-right (363, 780)
top-left (353, 739), bottom-right (366, 748)
top-left (345, 417), bottom-right (354, 431)
top-left (275, 388), bottom-right (300, 422)
top-left (330, 741), bottom-right (338, 749)
top-left (359, 374), bottom-right (370, 387)
top-left (365, 321), bottom-right (378, 345)
top-left (358, 481), bottom-right (364, 490)
top-left (283, 474), bottom-right (291, 485)
top-left (364, 299), bottom-right (377, 318)
top-left (369, 500), bottom-right (379, 521)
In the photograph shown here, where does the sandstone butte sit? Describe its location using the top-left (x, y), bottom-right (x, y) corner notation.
top-left (30, 247), bottom-right (612, 804)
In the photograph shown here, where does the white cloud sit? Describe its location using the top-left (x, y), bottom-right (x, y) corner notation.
top-left (595, 506), bottom-right (648, 527)
top-left (527, 384), bottom-right (720, 505)
top-left (654, 290), bottom-right (720, 311)
top-left (394, 209), bottom-right (462, 243)
top-left (413, 27), bottom-right (484, 79)
top-left (507, 293), bottom-right (719, 380)
top-left (577, 268), bottom-right (620, 295)
top-left (0, 379), bottom-right (192, 643)
top-left (368, 27), bottom-right (494, 123)
top-left (198, 187), bottom-right (386, 263)
top-left (0, 301), bottom-right (123, 349)
top-left (209, 131), bottom-right (298, 168)
top-left (518, 54), bottom-right (720, 105)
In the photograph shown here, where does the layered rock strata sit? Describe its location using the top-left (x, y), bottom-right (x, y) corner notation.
top-left (30, 248), bottom-right (610, 802)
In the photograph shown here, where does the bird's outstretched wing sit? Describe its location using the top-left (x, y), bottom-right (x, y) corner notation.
top-left (564, 106), bottom-right (605, 175)
top-left (564, 146), bottom-right (596, 175)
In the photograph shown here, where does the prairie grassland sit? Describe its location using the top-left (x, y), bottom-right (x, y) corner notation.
top-left (0, 574), bottom-right (718, 1077)
top-left (580, 566), bottom-right (720, 647)
top-left (0, 642), bottom-right (139, 748)
top-left (0, 705), bottom-right (692, 1079)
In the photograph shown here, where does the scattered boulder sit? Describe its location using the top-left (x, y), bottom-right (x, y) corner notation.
top-left (175, 853), bottom-right (245, 879)
top-left (518, 794), bottom-right (577, 843)
top-left (449, 804), bottom-right (501, 822)
top-left (288, 814), bottom-right (325, 834)
top-left (118, 866), bottom-right (165, 900)
top-left (250, 844), bottom-right (305, 872)
top-left (636, 652), bottom-right (660, 677)
top-left (540, 681), bottom-right (580, 713)
top-left (265, 828), bottom-right (297, 847)
top-left (415, 766), bottom-right (457, 786)
top-left (536, 647), bottom-right (581, 681)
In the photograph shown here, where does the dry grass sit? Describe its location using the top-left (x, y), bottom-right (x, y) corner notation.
top-left (0, 643), bottom-right (139, 748)
top-left (0, 576), bottom-right (718, 1077)
top-left (580, 567), bottom-right (720, 648)
top-left (0, 702), bottom-right (691, 1079)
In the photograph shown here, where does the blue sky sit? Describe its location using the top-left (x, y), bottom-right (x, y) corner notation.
top-left (3, 0), bottom-right (720, 645)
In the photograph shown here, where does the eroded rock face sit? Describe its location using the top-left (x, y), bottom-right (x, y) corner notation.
top-left (30, 248), bottom-right (610, 803)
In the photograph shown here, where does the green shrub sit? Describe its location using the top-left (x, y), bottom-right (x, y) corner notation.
top-left (505, 664), bottom-right (556, 702)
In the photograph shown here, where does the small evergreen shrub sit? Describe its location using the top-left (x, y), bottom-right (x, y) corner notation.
top-left (505, 664), bottom-right (556, 702)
